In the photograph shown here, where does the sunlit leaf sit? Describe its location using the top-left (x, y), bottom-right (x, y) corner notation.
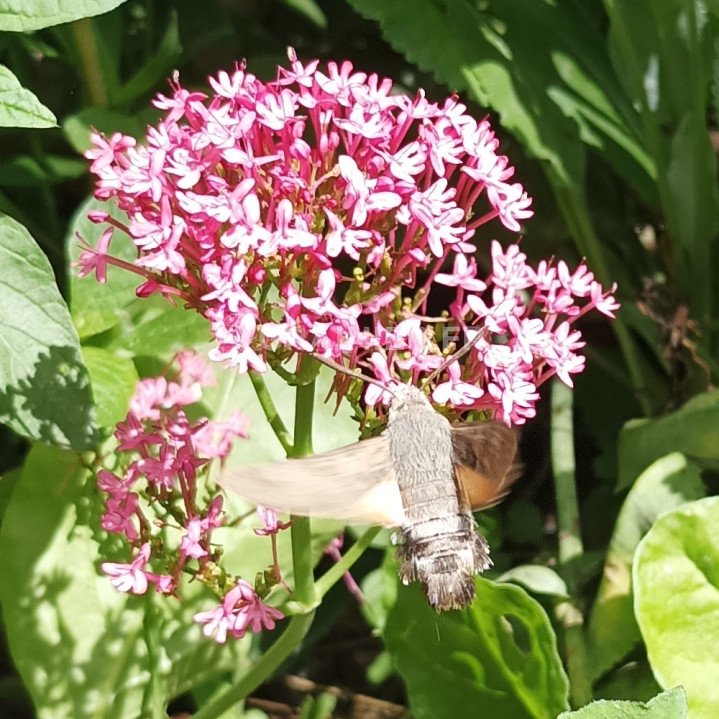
top-left (634, 497), bottom-right (719, 719)
top-left (617, 391), bottom-right (719, 490)
top-left (0, 65), bottom-right (56, 128)
top-left (82, 346), bottom-right (138, 432)
top-left (384, 577), bottom-right (569, 719)
top-left (0, 0), bottom-right (127, 31)
top-left (0, 213), bottom-right (97, 449)
top-left (557, 687), bottom-right (687, 718)
top-left (588, 452), bottom-right (704, 679)
top-left (68, 196), bottom-right (141, 339)
top-left (498, 565), bottom-right (569, 598)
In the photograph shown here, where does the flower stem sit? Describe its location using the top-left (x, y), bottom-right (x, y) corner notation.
top-left (551, 378), bottom-right (592, 708)
top-left (315, 526), bottom-right (382, 598)
top-left (141, 593), bottom-right (166, 719)
top-left (248, 371), bottom-right (293, 455)
top-left (70, 18), bottom-right (110, 107)
top-left (192, 380), bottom-right (319, 719)
top-left (288, 380), bottom-right (317, 609)
top-left (191, 612), bottom-right (315, 719)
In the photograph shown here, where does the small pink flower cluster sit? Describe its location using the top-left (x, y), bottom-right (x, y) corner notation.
top-left (82, 50), bottom-right (618, 425)
top-left (98, 351), bottom-right (286, 642)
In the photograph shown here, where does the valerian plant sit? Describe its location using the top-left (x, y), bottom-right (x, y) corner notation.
top-left (76, 50), bottom-right (618, 716)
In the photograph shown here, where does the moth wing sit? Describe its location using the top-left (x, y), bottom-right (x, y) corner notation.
top-left (219, 435), bottom-right (405, 527)
top-left (451, 422), bottom-right (521, 510)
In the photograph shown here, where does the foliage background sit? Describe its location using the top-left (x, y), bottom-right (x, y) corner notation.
top-left (0, 1), bottom-right (718, 718)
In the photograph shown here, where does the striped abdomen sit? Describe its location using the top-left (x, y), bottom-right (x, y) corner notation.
top-left (386, 391), bottom-right (491, 611)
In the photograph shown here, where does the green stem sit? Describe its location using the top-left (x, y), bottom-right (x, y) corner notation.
top-left (70, 18), bottom-right (109, 107)
top-left (248, 371), bottom-right (293, 455)
top-left (315, 526), bottom-right (381, 598)
top-left (288, 380), bottom-right (317, 609)
top-left (551, 379), bottom-right (592, 708)
top-left (191, 612), bottom-right (315, 719)
top-left (141, 593), bottom-right (166, 719)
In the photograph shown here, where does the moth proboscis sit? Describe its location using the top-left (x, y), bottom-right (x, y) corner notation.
top-left (220, 384), bottom-right (521, 612)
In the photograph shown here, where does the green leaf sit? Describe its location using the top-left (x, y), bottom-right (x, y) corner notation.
top-left (81, 346), bottom-right (138, 432)
top-left (617, 391), bottom-right (719, 490)
top-left (588, 453), bottom-right (705, 679)
top-left (213, 365), bottom-right (362, 465)
top-left (594, 660), bottom-right (662, 703)
top-left (384, 577), bottom-right (569, 719)
top-left (0, 155), bottom-right (86, 186)
top-left (605, 0), bottom-right (719, 326)
top-left (634, 497), bottom-right (719, 719)
top-left (557, 687), bottom-right (687, 718)
top-left (281, 0), bottom-right (327, 28)
top-left (0, 213), bottom-right (97, 449)
top-left (0, 64), bottom-right (56, 128)
top-left (63, 106), bottom-right (158, 154)
top-left (0, 443), bottom-right (257, 718)
top-left (498, 565), bottom-right (569, 598)
top-left (0, 444), bottom-right (148, 718)
top-left (111, 12), bottom-right (182, 107)
top-left (0, 0), bottom-right (128, 32)
top-left (107, 302), bottom-right (210, 357)
top-left (68, 196), bottom-right (141, 339)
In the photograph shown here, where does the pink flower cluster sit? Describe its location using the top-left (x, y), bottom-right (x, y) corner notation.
top-left (98, 351), bottom-right (286, 642)
top-left (82, 50), bottom-right (618, 425)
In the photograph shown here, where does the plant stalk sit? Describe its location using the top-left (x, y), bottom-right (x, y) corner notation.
top-left (551, 379), bottom-right (593, 708)
top-left (288, 380), bottom-right (317, 609)
top-left (191, 612), bottom-right (315, 719)
top-left (70, 18), bottom-right (109, 107)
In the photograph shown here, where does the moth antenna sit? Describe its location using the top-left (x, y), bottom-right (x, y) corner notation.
top-left (421, 327), bottom-right (486, 388)
top-left (313, 354), bottom-right (397, 398)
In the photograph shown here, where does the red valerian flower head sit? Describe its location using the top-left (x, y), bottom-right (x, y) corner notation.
top-left (83, 50), bottom-right (618, 426)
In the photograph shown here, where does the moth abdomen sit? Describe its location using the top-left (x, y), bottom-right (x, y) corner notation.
top-left (397, 518), bottom-right (492, 611)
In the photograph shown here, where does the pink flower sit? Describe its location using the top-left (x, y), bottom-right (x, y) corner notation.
top-left (102, 543), bottom-right (151, 594)
top-left (76, 228), bottom-right (113, 283)
top-left (101, 492), bottom-right (139, 540)
top-left (432, 362), bottom-right (484, 406)
top-left (254, 506), bottom-right (291, 536)
top-left (194, 579), bottom-right (284, 643)
top-left (81, 50), bottom-right (617, 427)
top-left (180, 517), bottom-right (208, 559)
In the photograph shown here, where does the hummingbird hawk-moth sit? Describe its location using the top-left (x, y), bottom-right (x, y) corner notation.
top-left (221, 384), bottom-right (520, 611)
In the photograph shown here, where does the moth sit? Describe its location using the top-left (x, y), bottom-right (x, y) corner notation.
top-left (221, 382), bottom-right (520, 611)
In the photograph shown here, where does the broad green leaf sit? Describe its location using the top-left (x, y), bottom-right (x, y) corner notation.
top-left (557, 687), bottom-right (687, 718)
top-left (81, 346), bottom-right (138, 432)
top-left (68, 196), bottom-right (140, 339)
top-left (0, 444), bottom-right (149, 718)
top-left (498, 565), bottom-right (569, 598)
top-left (0, 444), bottom-right (257, 718)
top-left (0, 65), bottom-right (56, 128)
top-left (588, 453), bottom-right (705, 679)
top-left (617, 391), bottom-right (719, 490)
top-left (0, 213), bottom-right (97, 449)
top-left (634, 497), bottom-right (719, 719)
top-left (0, 0), bottom-right (127, 32)
top-left (384, 577), bottom-right (569, 719)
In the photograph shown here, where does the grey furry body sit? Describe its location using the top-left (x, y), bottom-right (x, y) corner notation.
top-left (387, 385), bottom-right (490, 610)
